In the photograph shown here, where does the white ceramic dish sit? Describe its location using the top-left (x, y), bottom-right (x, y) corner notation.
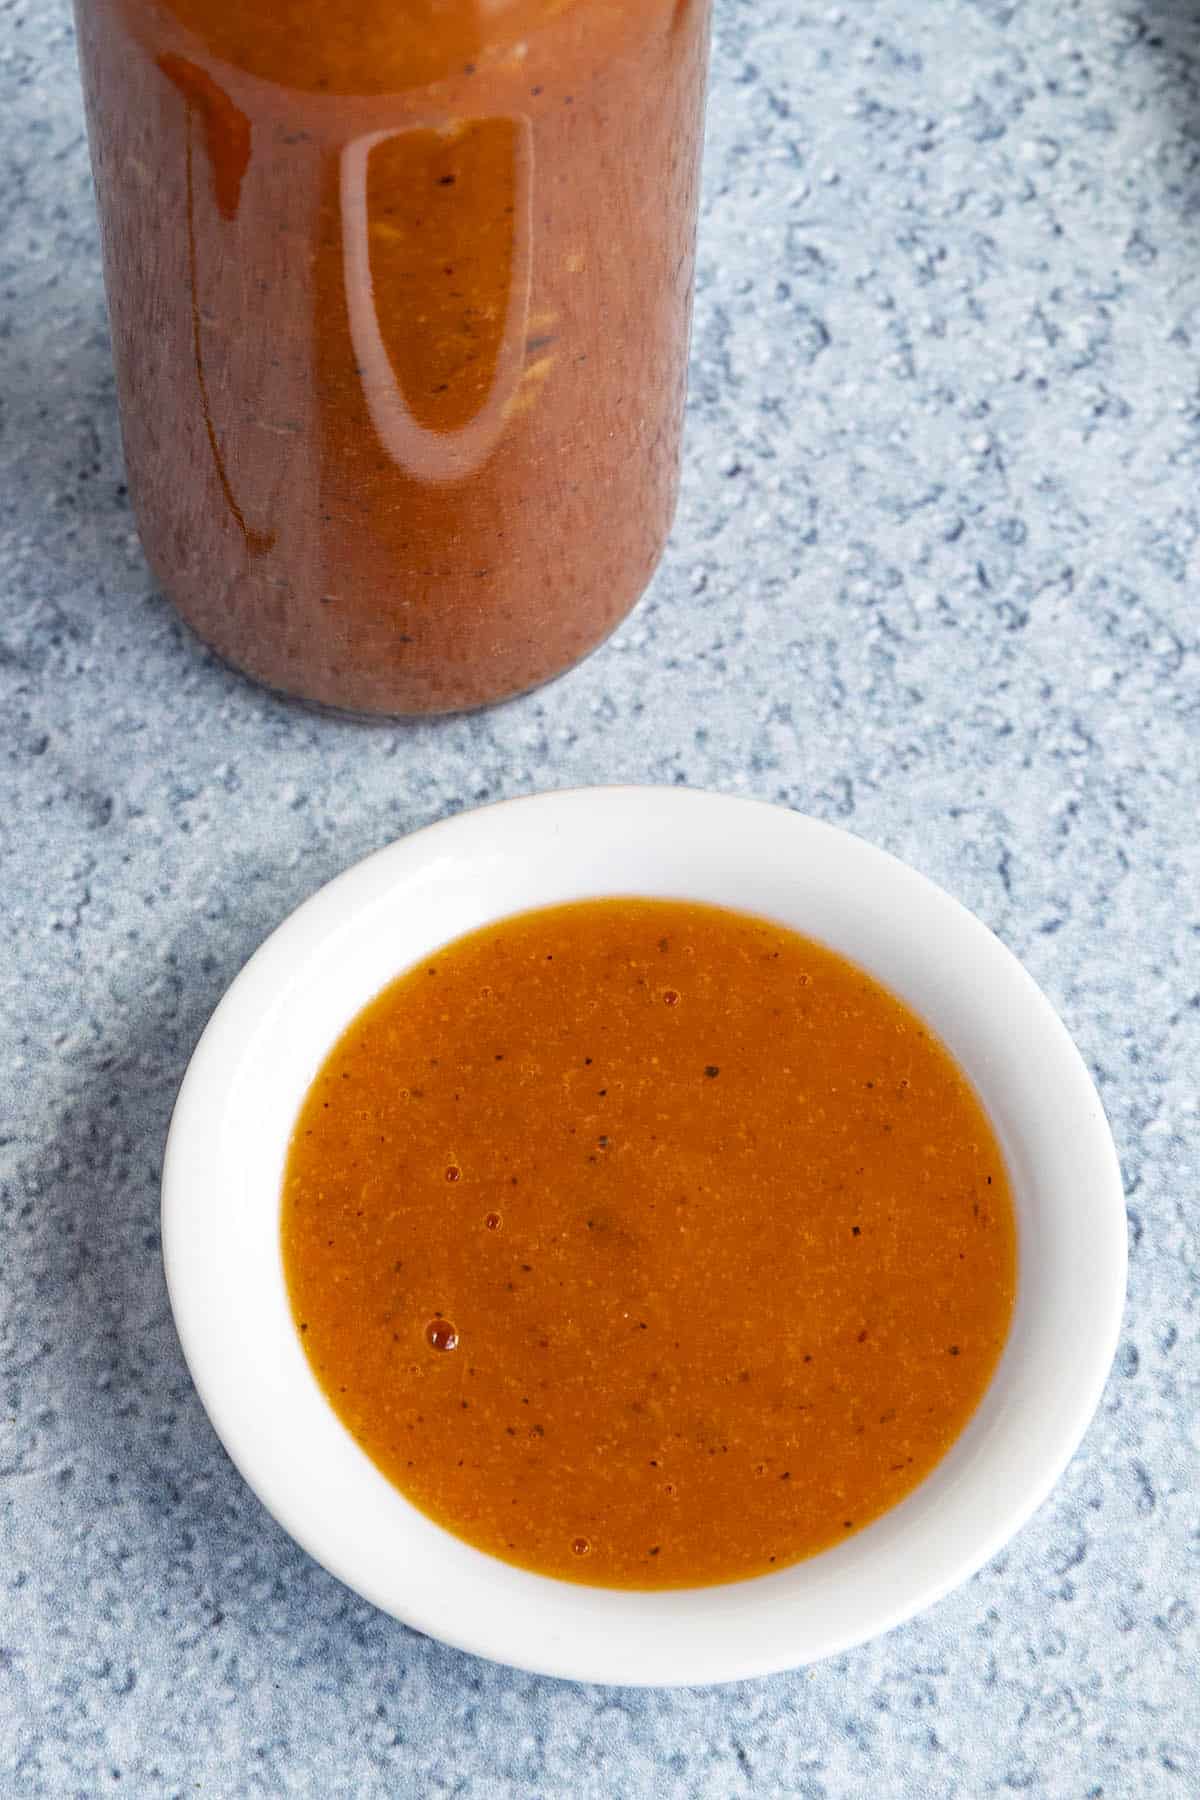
top-left (162, 787), bottom-right (1125, 1686)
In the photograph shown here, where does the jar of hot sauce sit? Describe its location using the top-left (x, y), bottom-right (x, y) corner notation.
top-left (74, 1), bottom-right (712, 714)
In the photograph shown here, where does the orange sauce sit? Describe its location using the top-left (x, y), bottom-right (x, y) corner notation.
top-left (74, 1), bottom-right (711, 713)
top-left (282, 900), bottom-right (1017, 1587)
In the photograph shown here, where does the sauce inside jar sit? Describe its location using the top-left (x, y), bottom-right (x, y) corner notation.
top-left (76, 1), bottom-right (712, 713)
top-left (282, 899), bottom-right (1017, 1589)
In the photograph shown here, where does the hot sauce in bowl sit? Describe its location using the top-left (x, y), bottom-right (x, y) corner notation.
top-left (282, 898), bottom-right (1017, 1588)
top-left (161, 790), bottom-right (1123, 1682)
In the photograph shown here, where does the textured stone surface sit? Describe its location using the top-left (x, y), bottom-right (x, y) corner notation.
top-left (2, 0), bottom-right (1198, 1793)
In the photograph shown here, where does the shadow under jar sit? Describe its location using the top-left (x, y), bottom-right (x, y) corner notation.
top-left (75, 0), bottom-right (712, 715)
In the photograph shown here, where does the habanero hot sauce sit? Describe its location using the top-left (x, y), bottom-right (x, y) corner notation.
top-left (75, 1), bottom-right (713, 713)
top-left (282, 899), bottom-right (1017, 1589)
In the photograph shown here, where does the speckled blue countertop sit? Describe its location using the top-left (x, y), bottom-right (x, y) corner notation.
top-left (2, 0), bottom-right (1198, 1792)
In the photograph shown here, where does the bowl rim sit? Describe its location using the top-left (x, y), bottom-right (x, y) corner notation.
top-left (161, 785), bottom-right (1126, 1686)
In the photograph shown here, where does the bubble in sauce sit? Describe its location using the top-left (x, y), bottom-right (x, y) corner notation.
top-left (426, 1318), bottom-right (459, 1352)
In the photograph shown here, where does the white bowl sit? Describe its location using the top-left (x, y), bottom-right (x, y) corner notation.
top-left (162, 787), bottom-right (1125, 1686)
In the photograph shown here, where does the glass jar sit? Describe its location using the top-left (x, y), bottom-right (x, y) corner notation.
top-left (74, 1), bottom-right (713, 714)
